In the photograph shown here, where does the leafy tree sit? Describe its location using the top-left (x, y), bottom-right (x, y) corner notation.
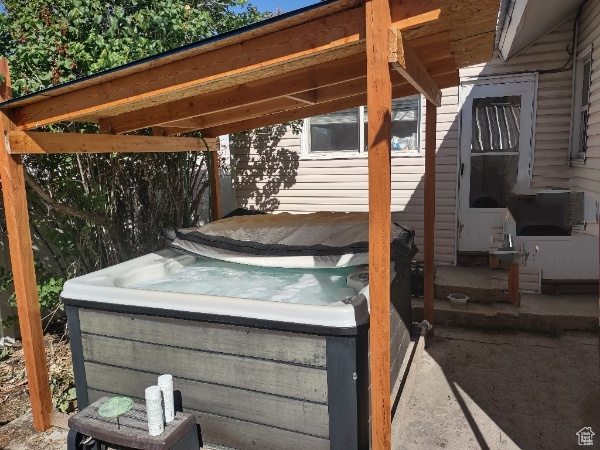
top-left (0, 1), bottom-right (267, 95)
top-left (0, 0), bottom-right (269, 326)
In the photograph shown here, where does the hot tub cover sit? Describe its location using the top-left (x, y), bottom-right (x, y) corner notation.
top-left (169, 211), bottom-right (417, 268)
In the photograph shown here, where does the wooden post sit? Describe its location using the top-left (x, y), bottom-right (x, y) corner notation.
top-left (208, 146), bottom-right (222, 221)
top-left (423, 100), bottom-right (437, 325)
top-left (365, 1), bottom-right (392, 449)
top-left (508, 263), bottom-right (519, 305)
top-left (0, 59), bottom-right (52, 431)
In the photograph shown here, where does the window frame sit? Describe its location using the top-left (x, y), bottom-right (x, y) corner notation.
top-left (570, 44), bottom-right (593, 163)
top-left (301, 95), bottom-right (422, 159)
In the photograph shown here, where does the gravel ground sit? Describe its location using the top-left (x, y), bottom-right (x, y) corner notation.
top-left (394, 326), bottom-right (600, 450)
top-left (0, 331), bottom-right (73, 426)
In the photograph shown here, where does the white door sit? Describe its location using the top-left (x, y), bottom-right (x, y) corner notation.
top-left (458, 80), bottom-right (536, 252)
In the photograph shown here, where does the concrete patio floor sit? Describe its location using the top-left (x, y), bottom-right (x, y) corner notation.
top-left (393, 326), bottom-right (600, 449)
top-left (1, 326), bottom-right (598, 449)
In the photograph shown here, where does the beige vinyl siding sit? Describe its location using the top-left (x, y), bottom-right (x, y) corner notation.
top-left (460, 18), bottom-right (576, 190)
top-left (572, 0), bottom-right (600, 200)
top-left (232, 90), bottom-right (459, 265)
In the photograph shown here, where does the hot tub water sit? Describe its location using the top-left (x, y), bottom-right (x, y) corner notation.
top-left (128, 256), bottom-right (359, 305)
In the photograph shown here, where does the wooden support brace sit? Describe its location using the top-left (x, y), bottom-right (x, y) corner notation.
top-left (366, 0), bottom-right (392, 449)
top-left (208, 147), bottom-right (222, 221)
top-left (423, 100), bottom-right (437, 325)
top-left (388, 27), bottom-right (442, 107)
top-left (0, 59), bottom-right (53, 431)
top-left (7, 131), bottom-right (215, 154)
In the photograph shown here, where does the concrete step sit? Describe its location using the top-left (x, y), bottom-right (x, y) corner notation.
top-left (412, 294), bottom-right (598, 333)
top-left (434, 266), bottom-right (510, 303)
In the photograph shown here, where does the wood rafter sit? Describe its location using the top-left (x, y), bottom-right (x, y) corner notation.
top-left (100, 29), bottom-right (453, 135)
top-left (98, 54), bottom-right (367, 134)
top-left (157, 97), bottom-right (307, 134)
top-left (7, 131), bottom-right (215, 154)
top-left (102, 34), bottom-right (453, 136)
top-left (388, 27), bottom-right (442, 106)
top-left (198, 70), bottom-right (457, 137)
top-left (160, 56), bottom-right (457, 136)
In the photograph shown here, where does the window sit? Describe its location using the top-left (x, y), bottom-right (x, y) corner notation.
top-left (571, 45), bottom-right (592, 161)
top-left (304, 96), bottom-right (421, 157)
top-left (469, 96), bottom-right (521, 208)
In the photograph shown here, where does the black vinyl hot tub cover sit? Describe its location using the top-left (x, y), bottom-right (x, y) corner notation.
top-left (169, 211), bottom-right (418, 269)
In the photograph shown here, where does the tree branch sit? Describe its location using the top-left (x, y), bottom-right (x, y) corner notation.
top-left (23, 171), bottom-right (113, 228)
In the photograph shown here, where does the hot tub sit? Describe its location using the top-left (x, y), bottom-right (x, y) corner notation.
top-left (63, 213), bottom-right (415, 450)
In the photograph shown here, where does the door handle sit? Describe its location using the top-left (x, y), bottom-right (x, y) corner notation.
top-left (460, 163), bottom-right (464, 176)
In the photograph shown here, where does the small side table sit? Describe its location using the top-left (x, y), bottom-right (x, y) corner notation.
top-left (67, 396), bottom-right (199, 450)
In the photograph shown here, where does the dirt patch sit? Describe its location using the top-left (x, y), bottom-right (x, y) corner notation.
top-left (0, 329), bottom-right (73, 427)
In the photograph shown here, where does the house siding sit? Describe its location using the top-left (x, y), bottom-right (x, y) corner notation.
top-left (573, 0), bottom-right (600, 200)
top-left (231, 91), bottom-right (459, 265)
top-left (231, 19), bottom-right (576, 266)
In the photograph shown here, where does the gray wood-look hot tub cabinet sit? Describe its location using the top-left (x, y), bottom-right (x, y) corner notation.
top-left (63, 256), bottom-right (411, 450)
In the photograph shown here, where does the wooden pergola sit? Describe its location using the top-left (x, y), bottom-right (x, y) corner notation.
top-left (0, 0), bottom-right (497, 447)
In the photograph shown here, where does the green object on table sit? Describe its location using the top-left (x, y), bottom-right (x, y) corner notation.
top-left (98, 397), bottom-right (134, 429)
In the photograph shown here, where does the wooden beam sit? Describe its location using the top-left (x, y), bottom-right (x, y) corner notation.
top-left (13, 3), bottom-right (441, 130)
top-left (0, 59), bottom-right (53, 431)
top-left (390, 0), bottom-right (441, 28)
top-left (366, 0), bottom-right (392, 448)
top-left (161, 77), bottom-right (369, 134)
top-left (174, 60), bottom-right (455, 135)
top-left (423, 99), bottom-right (437, 325)
top-left (208, 149), bottom-right (222, 222)
top-left (99, 54), bottom-right (367, 134)
top-left (100, 30), bottom-right (453, 135)
top-left (160, 52), bottom-right (457, 134)
top-left (7, 131), bottom-right (214, 154)
top-left (388, 27), bottom-right (442, 107)
top-left (163, 97), bottom-right (305, 132)
top-left (200, 70), bottom-right (457, 136)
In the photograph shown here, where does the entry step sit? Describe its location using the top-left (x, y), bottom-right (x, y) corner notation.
top-left (412, 294), bottom-right (598, 333)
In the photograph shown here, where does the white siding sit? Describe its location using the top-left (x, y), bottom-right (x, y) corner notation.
top-left (232, 90), bottom-right (459, 265)
top-left (460, 18), bottom-right (576, 190)
top-left (573, 0), bottom-right (600, 200)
